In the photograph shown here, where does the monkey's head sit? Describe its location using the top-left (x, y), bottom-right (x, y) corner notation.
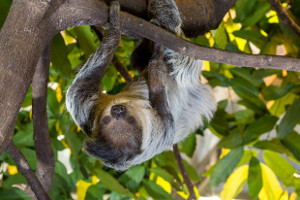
top-left (83, 93), bottom-right (161, 170)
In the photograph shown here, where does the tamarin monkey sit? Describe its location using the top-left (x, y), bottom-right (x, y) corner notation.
top-left (66, 0), bottom-right (216, 171)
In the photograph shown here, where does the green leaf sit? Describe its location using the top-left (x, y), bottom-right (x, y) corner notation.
top-left (73, 26), bottom-right (98, 58)
top-left (277, 98), bottom-right (300, 138)
top-left (242, 1), bottom-right (270, 27)
top-left (19, 148), bottom-right (37, 170)
top-left (210, 147), bottom-right (244, 187)
top-left (230, 78), bottom-right (265, 108)
top-left (248, 157), bottom-right (262, 200)
top-left (234, 0), bottom-right (256, 22)
top-left (261, 83), bottom-right (294, 101)
top-left (218, 128), bottom-right (243, 148)
top-left (119, 165), bottom-right (145, 192)
top-left (264, 150), bottom-right (296, 187)
top-left (85, 184), bottom-right (103, 200)
top-left (0, 188), bottom-right (30, 200)
top-left (233, 30), bottom-right (266, 49)
top-left (220, 165), bottom-right (248, 200)
top-left (235, 109), bottom-right (255, 125)
top-left (269, 92), bottom-right (297, 117)
top-left (13, 125), bottom-right (34, 147)
top-left (254, 140), bottom-right (292, 156)
top-left (180, 132), bottom-right (196, 158)
top-left (281, 131), bottom-right (300, 161)
top-left (142, 180), bottom-right (173, 200)
top-left (244, 115), bottom-right (278, 143)
top-left (65, 131), bottom-right (82, 157)
top-left (150, 167), bottom-right (181, 190)
top-left (0, 0), bottom-right (12, 30)
top-left (230, 67), bottom-right (263, 87)
top-left (94, 169), bottom-right (133, 197)
top-left (183, 160), bottom-right (201, 182)
top-left (211, 22), bottom-right (228, 49)
top-left (210, 109), bottom-right (230, 136)
top-left (101, 64), bottom-right (117, 92)
top-left (51, 33), bottom-right (72, 79)
top-left (2, 173), bottom-right (27, 190)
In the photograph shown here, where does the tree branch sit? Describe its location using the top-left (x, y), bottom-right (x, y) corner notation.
top-left (32, 44), bottom-right (55, 192)
top-left (57, 2), bottom-right (300, 71)
top-left (173, 144), bottom-right (196, 200)
top-left (92, 26), bottom-right (133, 83)
top-left (268, 0), bottom-right (300, 38)
top-left (6, 142), bottom-right (50, 200)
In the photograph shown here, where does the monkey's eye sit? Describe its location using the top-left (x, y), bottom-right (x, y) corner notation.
top-left (127, 116), bottom-right (137, 125)
top-left (102, 116), bottom-right (111, 125)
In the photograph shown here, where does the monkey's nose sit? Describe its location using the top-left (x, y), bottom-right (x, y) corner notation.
top-left (111, 105), bottom-right (127, 119)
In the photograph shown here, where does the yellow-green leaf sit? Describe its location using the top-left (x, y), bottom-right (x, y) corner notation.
top-left (258, 163), bottom-right (283, 200)
top-left (220, 165), bottom-right (248, 200)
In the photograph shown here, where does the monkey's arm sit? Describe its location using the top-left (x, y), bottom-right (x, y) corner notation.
top-left (148, 44), bottom-right (174, 146)
top-left (66, 2), bottom-right (120, 135)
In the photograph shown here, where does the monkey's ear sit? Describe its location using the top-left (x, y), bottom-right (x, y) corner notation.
top-left (130, 39), bottom-right (153, 71)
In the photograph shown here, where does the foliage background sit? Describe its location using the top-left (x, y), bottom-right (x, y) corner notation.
top-left (0, 0), bottom-right (300, 199)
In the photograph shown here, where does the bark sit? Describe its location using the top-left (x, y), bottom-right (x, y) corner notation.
top-left (173, 144), bottom-right (196, 200)
top-left (105, 0), bottom-right (237, 37)
top-left (32, 44), bottom-right (55, 192)
top-left (6, 142), bottom-right (50, 200)
top-left (268, 0), bottom-right (300, 38)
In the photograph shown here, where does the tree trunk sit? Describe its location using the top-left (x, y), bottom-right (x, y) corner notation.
top-left (0, 1), bottom-right (54, 153)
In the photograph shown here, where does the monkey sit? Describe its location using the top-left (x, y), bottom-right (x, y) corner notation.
top-left (66, 0), bottom-right (216, 171)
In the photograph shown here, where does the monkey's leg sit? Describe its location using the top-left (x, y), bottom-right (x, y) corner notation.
top-left (66, 1), bottom-right (121, 135)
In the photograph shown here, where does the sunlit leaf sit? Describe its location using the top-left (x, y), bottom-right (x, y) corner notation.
top-left (220, 165), bottom-right (248, 200)
top-left (258, 163), bottom-right (283, 200)
top-left (143, 180), bottom-right (173, 200)
top-left (211, 22), bottom-right (228, 49)
top-left (264, 150), bottom-right (296, 187)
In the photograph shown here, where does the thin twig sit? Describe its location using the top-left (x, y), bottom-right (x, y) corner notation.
top-left (6, 142), bottom-right (50, 200)
top-left (32, 44), bottom-right (55, 192)
top-left (268, 0), bottom-right (300, 38)
top-left (173, 144), bottom-right (196, 200)
top-left (92, 25), bottom-right (133, 83)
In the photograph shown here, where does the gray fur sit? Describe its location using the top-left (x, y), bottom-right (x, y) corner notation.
top-left (66, 0), bottom-right (216, 171)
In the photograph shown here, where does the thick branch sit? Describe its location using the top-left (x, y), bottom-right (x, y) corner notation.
top-left (268, 0), bottom-right (300, 38)
top-left (58, 2), bottom-right (300, 71)
top-left (32, 44), bottom-right (55, 192)
top-left (173, 144), bottom-right (196, 200)
top-left (6, 142), bottom-right (50, 200)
